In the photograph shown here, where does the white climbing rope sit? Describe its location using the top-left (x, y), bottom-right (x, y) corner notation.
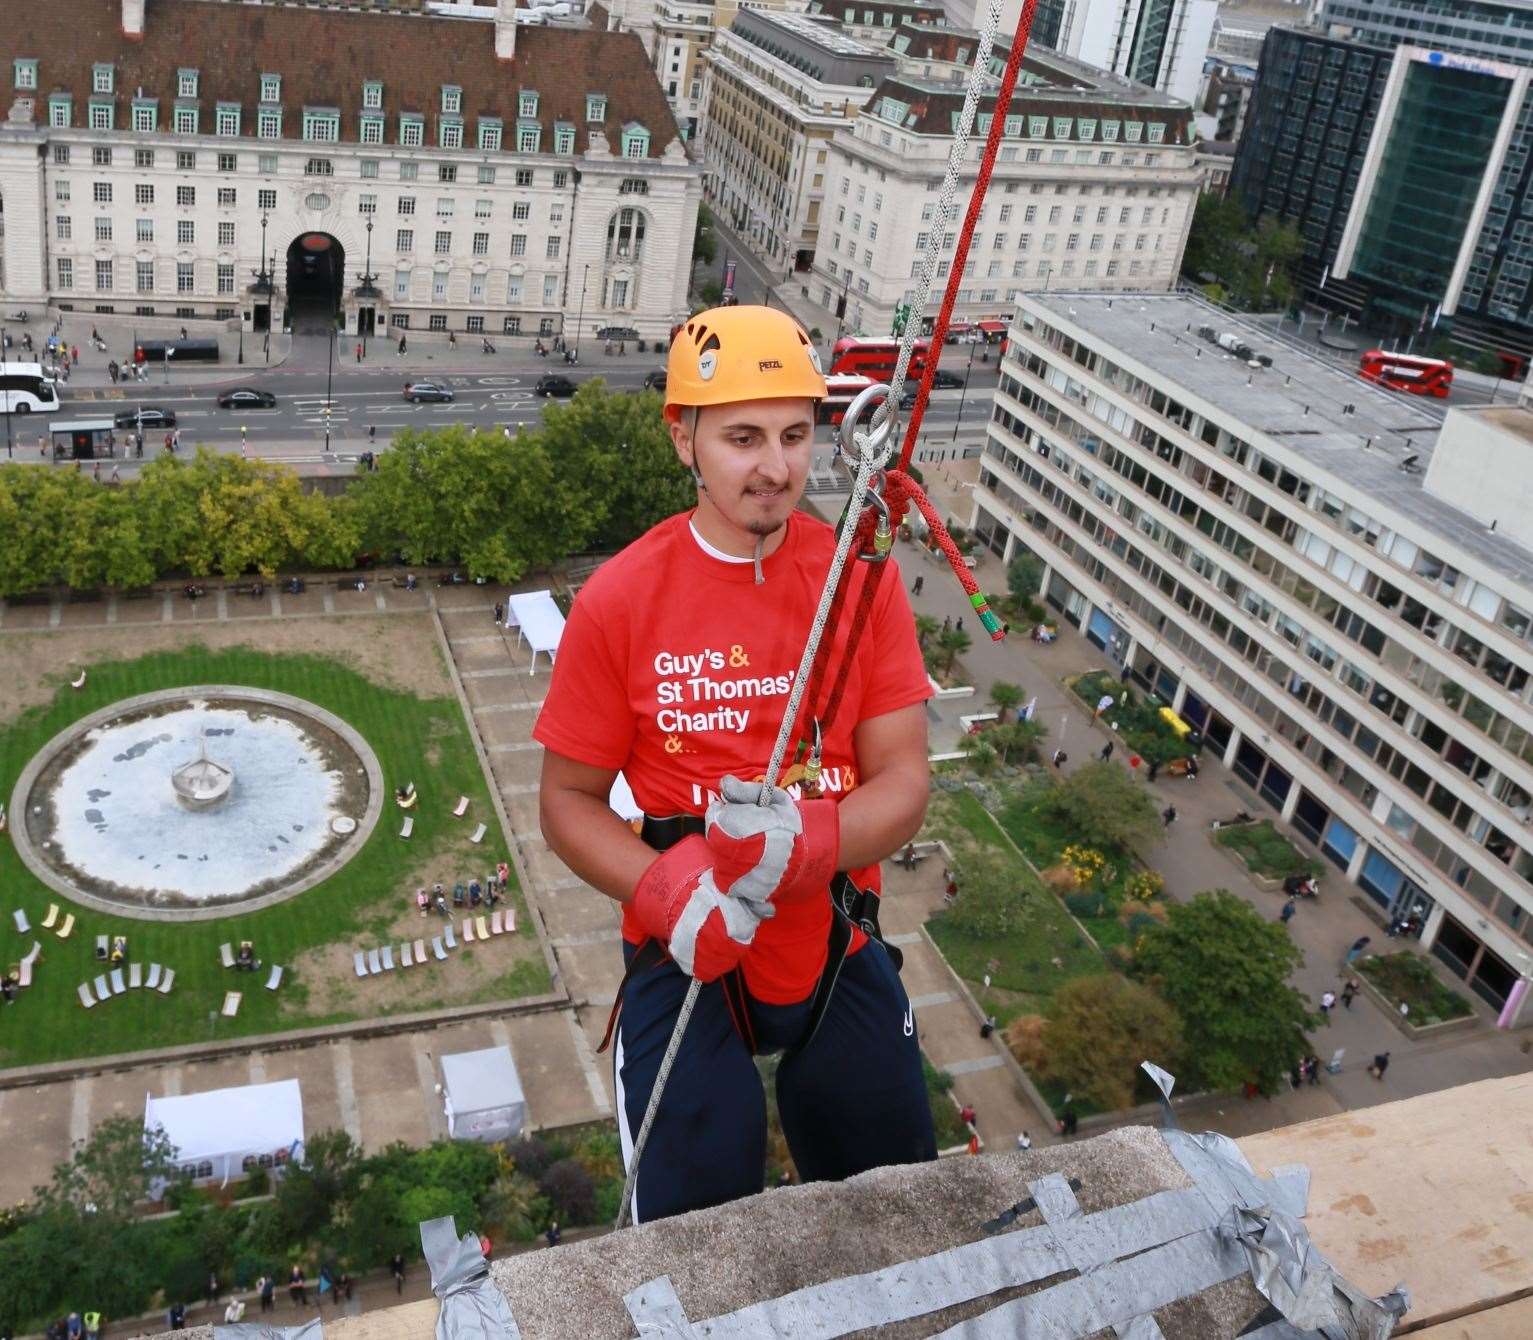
top-left (614, 1), bottom-right (1005, 1231)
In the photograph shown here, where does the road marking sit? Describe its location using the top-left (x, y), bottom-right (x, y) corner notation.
top-left (502, 782), bottom-right (540, 796)
top-left (909, 991), bottom-right (956, 1010)
top-left (488, 740), bottom-right (542, 754)
top-left (460, 666), bottom-right (518, 680)
top-left (474, 700), bottom-right (544, 714)
top-left (248, 1053), bottom-right (268, 1084)
top-left (70, 1075), bottom-right (94, 1148)
top-left (413, 1037), bottom-right (447, 1139)
top-left (332, 1039), bottom-right (363, 1142)
top-left (944, 1055), bottom-right (1004, 1076)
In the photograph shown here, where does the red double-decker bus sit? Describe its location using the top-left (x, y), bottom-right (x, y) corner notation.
top-left (829, 336), bottom-right (931, 382)
top-left (1358, 350), bottom-right (1453, 398)
top-left (817, 373), bottom-right (879, 426)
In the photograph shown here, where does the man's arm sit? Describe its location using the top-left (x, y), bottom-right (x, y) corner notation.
top-left (835, 702), bottom-right (930, 869)
top-left (538, 750), bottom-right (658, 905)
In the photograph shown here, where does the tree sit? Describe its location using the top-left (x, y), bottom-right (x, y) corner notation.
top-left (692, 204), bottom-right (717, 269)
top-left (699, 280), bottom-right (724, 306)
top-left (987, 719), bottom-right (1043, 767)
top-left (1043, 761), bottom-right (1161, 852)
top-left (989, 680), bottom-right (1024, 721)
top-left (1131, 890), bottom-right (1313, 1095)
top-left (914, 613), bottom-right (940, 650)
top-left (1006, 552), bottom-right (1044, 607)
top-left (935, 626), bottom-right (971, 676)
top-left (36, 1114), bottom-right (180, 1220)
top-left (1181, 191), bottom-right (1250, 286)
top-left (1034, 974), bottom-right (1183, 1111)
top-left (266, 1129), bottom-right (363, 1248)
top-left (942, 841), bottom-right (1030, 938)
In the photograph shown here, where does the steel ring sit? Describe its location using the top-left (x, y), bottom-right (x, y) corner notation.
top-left (837, 382), bottom-right (898, 468)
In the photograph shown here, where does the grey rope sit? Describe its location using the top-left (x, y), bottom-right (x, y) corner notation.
top-left (615, 11), bottom-right (1000, 1227)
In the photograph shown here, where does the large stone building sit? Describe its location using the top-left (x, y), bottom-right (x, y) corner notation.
top-left (809, 48), bottom-right (1200, 336)
top-left (0, 0), bottom-right (701, 341)
top-left (1232, 0), bottom-right (1533, 357)
top-left (699, 9), bottom-right (895, 277)
top-left (974, 290), bottom-right (1533, 1018)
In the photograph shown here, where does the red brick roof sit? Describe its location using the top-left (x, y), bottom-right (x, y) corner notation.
top-left (8, 0), bottom-right (680, 156)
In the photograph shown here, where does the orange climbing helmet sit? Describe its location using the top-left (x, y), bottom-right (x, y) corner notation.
top-left (663, 304), bottom-right (825, 423)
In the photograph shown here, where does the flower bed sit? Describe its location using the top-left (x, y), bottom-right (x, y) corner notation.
top-left (1068, 670), bottom-right (1194, 764)
top-left (1214, 820), bottom-right (1323, 883)
top-left (1356, 952), bottom-right (1474, 1026)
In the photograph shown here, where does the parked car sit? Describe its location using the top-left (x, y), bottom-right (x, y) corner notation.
top-left (534, 375), bottom-right (578, 398)
top-left (113, 406), bottom-right (177, 428)
top-left (597, 325), bottom-right (640, 342)
top-left (403, 381), bottom-right (455, 404)
top-left (931, 369), bottom-right (966, 389)
top-left (642, 370), bottom-right (667, 391)
top-left (216, 388), bottom-right (277, 409)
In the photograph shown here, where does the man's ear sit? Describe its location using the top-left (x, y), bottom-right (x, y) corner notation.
top-left (668, 414), bottom-right (694, 471)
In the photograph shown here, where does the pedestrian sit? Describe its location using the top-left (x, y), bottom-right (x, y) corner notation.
top-left (165, 431), bottom-right (174, 454)
top-left (390, 1253), bottom-right (405, 1294)
top-left (1147, 758), bottom-right (1161, 783)
top-left (979, 1014), bottom-right (997, 1039)
top-left (1016, 1130), bottom-right (1032, 1151)
top-left (1368, 1051), bottom-right (1390, 1080)
top-left (494, 601), bottom-right (505, 626)
top-left (241, 425), bottom-right (248, 458)
top-left (92, 460), bottom-right (100, 481)
top-left (955, 616), bottom-right (965, 634)
top-left (1319, 989), bottom-right (1336, 1017)
top-left (1058, 1109), bottom-right (1078, 1137)
top-left (941, 615), bottom-right (951, 634)
top-left (109, 464), bottom-right (120, 484)
top-left (289, 1264), bottom-right (307, 1307)
top-left (135, 434), bottom-right (143, 459)
top-left (1051, 748), bottom-right (1068, 768)
top-left (911, 574), bottom-right (924, 596)
top-left (108, 360), bottom-right (119, 383)
top-left (943, 871), bottom-right (958, 905)
top-left (1099, 741), bottom-right (1114, 762)
top-left (1279, 897), bottom-right (1297, 924)
top-left (260, 1276), bottom-right (276, 1312)
top-left (167, 1303), bottom-right (186, 1331)
top-left (1161, 804), bottom-right (1177, 828)
top-left (355, 342), bottom-right (363, 363)
top-left (224, 1300), bottom-right (246, 1324)
top-left (66, 1317), bottom-right (82, 1340)
top-left (1306, 1054), bottom-right (1321, 1085)
top-left (1341, 978), bottom-right (1359, 1009)
top-left (1345, 934), bottom-right (1372, 965)
top-left (208, 1272), bottom-right (220, 1305)
top-left (82, 1314), bottom-right (99, 1340)
top-left (72, 344), bottom-right (80, 365)
top-left (959, 1103), bottom-right (977, 1128)
top-left (398, 334), bottom-right (407, 356)
top-left (173, 427), bottom-right (181, 451)
top-left (544, 1221), bottom-right (561, 1249)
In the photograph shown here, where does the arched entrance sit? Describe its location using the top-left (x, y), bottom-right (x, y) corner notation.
top-left (285, 232), bottom-right (346, 334)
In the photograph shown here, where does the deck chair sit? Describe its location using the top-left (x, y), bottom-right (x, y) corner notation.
top-left (381, 945), bottom-right (395, 971)
top-left (476, 915), bottom-right (490, 940)
top-left (18, 959), bottom-right (33, 988)
top-left (221, 991), bottom-right (241, 1017)
top-left (129, 962), bottom-right (143, 989)
top-left (11, 909), bottom-right (28, 934)
top-left (506, 907), bottom-right (516, 933)
top-left (21, 941), bottom-right (41, 968)
top-left (414, 937), bottom-right (426, 963)
top-left (56, 913), bottom-right (75, 939)
top-left (464, 918), bottom-right (476, 943)
top-left (146, 963), bottom-right (162, 990)
top-left (432, 937), bottom-right (447, 961)
top-left (78, 982), bottom-right (96, 1009)
top-left (157, 968), bottom-right (175, 994)
top-left (220, 942), bottom-right (235, 968)
top-left (490, 910), bottom-right (504, 935)
top-left (400, 942), bottom-right (414, 968)
top-left (266, 965), bottom-right (283, 991)
top-left (400, 816), bottom-right (414, 839)
top-left (368, 947), bottom-right (382, 974)
top-left (354, 950), bottom-right (369, 977)
top-left (444, 923), bottom-right (457, 950)
top-left (41, 904), bottom-right (59, 930)
top-left (93, 974), bottom-right (111, 1003)
top-left (470, 822), bottom-right (487, 844)
top-left (95, 934), bottom-right (109, 961)
top-left (452, 795), bottom-right (470, 818)
top-left (110, 968), bottom-right (126, 995)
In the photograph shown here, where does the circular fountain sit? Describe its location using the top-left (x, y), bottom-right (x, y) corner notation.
top-left (10, 687), bottom-right (383, 921)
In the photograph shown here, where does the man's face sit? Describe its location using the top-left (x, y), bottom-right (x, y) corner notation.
top-left (670, 397), bottom-right (815, 538)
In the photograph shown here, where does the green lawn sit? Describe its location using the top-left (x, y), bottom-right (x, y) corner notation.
top-left (0, 644), bottom-right (550, 1068)
top-left (1214, 820), bottom-right (1324, 882)
top-left (922, 789), bottom-right (1105, 1026)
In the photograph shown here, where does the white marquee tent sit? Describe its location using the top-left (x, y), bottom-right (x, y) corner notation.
top-left (505, 590), bottom-right (565, 675)
top-left (144, 1078), bottom-right (304, 1185)
top-left (440, 1045), bottom-right (527, 1144)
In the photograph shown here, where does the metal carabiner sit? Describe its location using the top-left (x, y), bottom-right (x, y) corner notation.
top-left (836, 380), bottom-right (898, 473)
top-left (858, 477), bottom-right (895, 562)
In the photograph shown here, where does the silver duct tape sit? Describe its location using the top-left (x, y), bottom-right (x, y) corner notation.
top-left (1164, 1130), bottom-right (1310, 1220)
top-left (215, 1322), bottom-right (323, 1340)
top-left (419, 1215), bottom-right (523, 1340)
top-left (623, 1274), bottom-right (696, 1337)
top-left (1116, 1314), bottom-right (1168, 1340)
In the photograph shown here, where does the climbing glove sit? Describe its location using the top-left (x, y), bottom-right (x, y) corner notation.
top-left (705, 774), bottom-right (841, 908)
top-left (631, 834), bottom-right (766, 982)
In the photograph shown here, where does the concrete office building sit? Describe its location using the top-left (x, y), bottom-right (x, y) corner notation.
top-left (0, 0), bottom-right (700, 342)
top-left (810, 49), bottom-right (1200, 335)
top-left (1233, 2), bottom-right (1533, 355)
top-left (699, 9), bottom-right (895, 275)
top-left (973, 290), bottom-right (1533, 1018)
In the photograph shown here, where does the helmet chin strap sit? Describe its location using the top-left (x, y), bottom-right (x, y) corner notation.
top-left (689, 406), bottom-right (771, 585)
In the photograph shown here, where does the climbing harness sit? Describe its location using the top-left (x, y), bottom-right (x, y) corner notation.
top-left (614, 0), bottom-right (1041, 1229)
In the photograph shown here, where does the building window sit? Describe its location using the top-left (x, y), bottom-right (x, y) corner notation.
top-left (555, 125), bottom-right (575, 155)
top-left (438, 163), bottom-right (457, 183)
top-left (55, 215), bottom-right (71, 240)
top-left (395, 269), bottom-right (410, 299)
top-left (217, 263), bottom-right (235, 295)
top-left (93, 64), bottom-right (114, 94)
top-left (218, 221), bottom-right (235, 246)
top-left (441, 85), bottom-right (462, 114)
top-left (512, 201), bottom-right (530, 221)
top-left (432, 278), bottom-right (447, 304)
top-left (546, 236), bottom-right (561, 259)
top-left (259, 153), bottom-right (277, 174)
top-left (620, 178), bottom-right (649, 196)
top-left (303, 110), bottom-right (340, 142)
top-left (174, 106), bottom-right (198, 136)
top-left (436, 197), bottom-right (454, 217)
top-left (216, 152), bottom-right (237, 173)
top-left (94, 182), bottom-right (112, 204)
top-left (517, 123), bottom-right (540, 153)
top-left (305, 158), bottom-right (333, 176)
top-left (621, 124), bottom-right (649, 158)
top-left (137, 218), bottom-right (153, 242)
top-left (399, 197), bottom-right (416, 215)
top-left (216, 103), bottom-right (240, 136)
top-left (55, 181), bottom-right (69, 202)
top-left (611, 278), bottom-right (629, 308)
top-left (49, 95), bottom-right (71, 128)
top-left (217, 187), bottom-right (236, 207)
top-left (400, 116), bottom-right (424, 147)
top-left (510, 234), bottom-right (526, 256)
top-left (258, 188), bottom-right (276, 210)
top-left (478, 120), bottom-right (502, 152)
top-left (507, 277), bottom-right (522, 304)
top-left (178, 220), bottom-right (196, 245)
top-left (258, 110), bottom-right (282, 139)
top-left (57, 257), bottom-right (73, 290)
top-left (542, 275), bottom-right (558, 304)
top-left (135, 183), bottom-right (153, 205)
top-left (132, 101), bottom-right (157, 132)
top-left (478, 164), bottom-right (496, 184)
top-left (177, 263), bottom-right (195, 293)
top-left (397, 229), bottom-right (414, 252)
top-left (515, 169), bottom-right (534, 188)
top-left (177, 185), bottom-right (195, 206)
top-left (440, 119), bottom-right (464, 150)
top-left (134, 261), bottom-right (155, 294)
top-left (553, 170), bottom-right (568, 189)
top-left (361, 115), bottom-right (385, 145)
top-left (434, 230), bottom-right (452, 254)
top-left (14, 58), bottom-right (37, 90)
top-left (586, 94), bottom-right (606, 122)
top-left (474, 199), bottom-right (492, 219)
top-left (359, 193), bottom-right (377, 215)
top-left (177, 150), bottom-right (196, 171)
top-left (467, 308), bottom-right (484, 325)
top-left (54, 145), bottom-right (69, 164)
top-left (504, 315), bottom-right (521, 334)
top-left (363, 80), bottom-right (383, 110)
top-left (361, 158), bottom-right (380, 179)
top-left (473, 232), bottom-right (489, 255)
top-left (89, 99), bottom-right (113, 129)
top-left (399, 160), bottom-right (418, 181)
top-left (260, 73), bottom-right (281, 102)
top-left (392, 313), bottom-right (410, 328)
top-left (96, 259), bottom-right (114, 291)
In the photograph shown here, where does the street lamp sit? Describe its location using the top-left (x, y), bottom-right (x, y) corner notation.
top-left (573, 263), bottom-right (590, 362)
top-left (950, 335), bottom-right (979, 443)
top-left (359, 218), bottom-right (379, 359)
top-left (2, 359), bottom-right (11, 458)
top-left (833, 269), bottom-right (853, 342)
top-left (324, 321), bottom-right (335, 457)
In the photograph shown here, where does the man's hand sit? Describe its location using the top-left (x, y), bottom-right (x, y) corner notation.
top-left (705, 774), bottom-right (840, 908)
top-left (631, 834), bottom-right (767, 981)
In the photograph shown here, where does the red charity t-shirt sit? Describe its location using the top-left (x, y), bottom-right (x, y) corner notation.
top-left (533, 508), bottom-right (932, 1004)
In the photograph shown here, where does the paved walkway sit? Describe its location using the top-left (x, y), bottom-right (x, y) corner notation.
top-left (895, 465), bottom-right (1530, 1140)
